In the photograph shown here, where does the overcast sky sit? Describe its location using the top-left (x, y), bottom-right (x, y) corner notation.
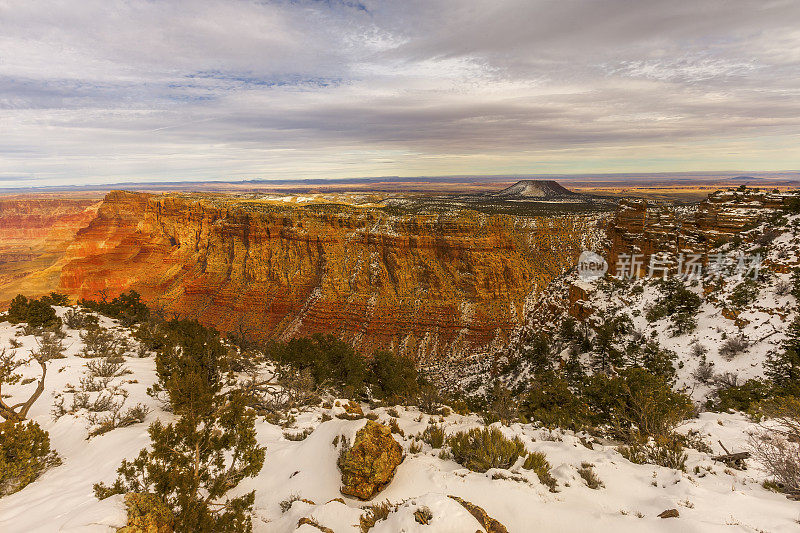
top-left (1, 0), bottom-right (799, 187)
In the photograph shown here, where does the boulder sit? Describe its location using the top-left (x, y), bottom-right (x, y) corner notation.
top-left (117, 493), bottom-right (174, 533)
top-left (338, 421), bottom-right (403, 500)
top-left (658, 508), bottom-right (680, 519)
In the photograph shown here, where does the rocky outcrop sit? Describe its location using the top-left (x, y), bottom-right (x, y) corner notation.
top-left (658, 508), bottom-right (680, 519)
top-left (447, 495), bottom-right (509, 533)
top-left (606, 187), bottom-right (792, 277)
top-left (338, 421), bottom-right (403, 500)
top-left (297, 517), bottom-right (334, 532)
top-left (55, 191), bottom-right (594, 359)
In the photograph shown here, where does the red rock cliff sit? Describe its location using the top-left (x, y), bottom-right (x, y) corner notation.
top-left (0, 197), bottom-right (100, 303)
top-left (58, 191), bottom-right (595, 359)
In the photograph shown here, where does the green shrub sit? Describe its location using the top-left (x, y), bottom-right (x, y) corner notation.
top-left (711, 379), bottom-right (772, 412)
top-left (618, 435), bottom-right (687, 471)
top-left (577, 462), bottom-right (604, 489)
top-left (591, 313), bottom-right (632, 372)
top-left (95, 317), bottom-right (265, 532)
top-left (728, 280), bottom-right (759, 309)
top-left (5, 294), bottom-right (60, 329)
top-left (272, 334), bottom-right (368, 396)
top-left (420, 423), bottom-right (445, 449)
top-left (369, 350), bottom-right (418, 403)
top-left (766, 315), bottom-right (800, 396)
top-left (40, 292), bottom-right (69, 306)
top-left (645, 279), bottom-right (701, 335)
top-left (521, 451), bottom-right (557, 492)
top-left (583, 368), bottom-right (693, 440)
top-left (0, 420), bottom-right (61, 496)
top-left (638, 341), bottom-right (678, 381)
top-left (79, 326), bottom-right (125, 359)
top-left (447, 427), bottom-right (526, 472)
top-left (79, 290), bottom-right (150, 326)
top-left (783, 196), bottom-right (800, 213)
top-left (521, 373), bottom-right (591, 430)
top-left (522, 334), bottom-right (553, 374)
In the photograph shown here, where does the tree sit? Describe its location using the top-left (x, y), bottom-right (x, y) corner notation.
top-left (485, 381), bottom-right (518, 424)
top-left (640, 341), bottom-right (678, 382)
top-left (369, 350), bottom-right (418, 403)
top-left (766, 315), bottom-right (800, 395)
top-left (0, 336), bottom-right (60, 421)
top-left (95, 394), bottom-right (264, 532)
top-left (522, 334), bottom-right (552, 375)
top-left (80, 290), bottom-right (150, 326)
top-left (522, 371), bottom-right (590, 429)
top-left (646, 279), bottom-right (701, 336)
top-left (591, 313), bottom-right (631, 373)
top-left (96, 320), bottom-right (265, 532)
top-left (584, 368), bottom-right (692, 440)
top-left (563, 351), bottom-right (586, 386)
top-left (40, 292), bottom-right (70, 306)
top-left (0, 420), bottom-right (60, 496)
top-left (278, 334), bottom-right (367, 396)
top-left (152, 319), bottom-right (227, 415)
top-left (6, 294), bottom-right (30, 323)
top-left (5, 294), bottom-right (60, 329)
top-left (791, 268), bottom-right (800, 300)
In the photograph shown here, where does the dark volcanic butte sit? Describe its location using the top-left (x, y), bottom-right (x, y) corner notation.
top-left (495, 180), bottom-right (582, 199)
top-left (53, 191), bottom-right (596, 359)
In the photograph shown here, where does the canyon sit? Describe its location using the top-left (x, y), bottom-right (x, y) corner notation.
top-left (1, 190), bottom-right (601, 359)
top-left (2, 186), bottom-right (793, 359)
top-left (605, 187), bottom-right (792, 274)
top-left (0, 196), bottom-right (100, 304)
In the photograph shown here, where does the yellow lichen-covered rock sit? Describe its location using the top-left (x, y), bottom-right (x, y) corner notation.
top-left (338, 421), bottom-right (403, 500)
top-left (117, 493), bottom-right (174, 533)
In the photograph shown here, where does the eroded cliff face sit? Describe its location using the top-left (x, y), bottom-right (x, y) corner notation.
top-left (58, 191), bottom-right (597, 359)
top-left (606, 188), bottom-right (790, 274)
top-left (0, 197), bottom-right (100, 303)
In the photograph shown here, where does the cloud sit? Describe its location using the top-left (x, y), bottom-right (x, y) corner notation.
top-left (0, 0), bottom-right (799, 187)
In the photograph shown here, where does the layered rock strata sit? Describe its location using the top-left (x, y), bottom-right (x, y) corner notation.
top-left (55, 191), bottom-right (595, 359)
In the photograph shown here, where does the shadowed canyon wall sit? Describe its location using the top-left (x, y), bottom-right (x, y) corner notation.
top-left (52, 191), bottom-right (597, 359)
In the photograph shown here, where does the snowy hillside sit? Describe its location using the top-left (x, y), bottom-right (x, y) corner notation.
top-left (1, 307), bottom-right (799, 532)
top-left (437, 211), bottom-right (800, 408)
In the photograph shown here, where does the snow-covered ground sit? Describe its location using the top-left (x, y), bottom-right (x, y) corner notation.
top-left (1, 311), bottom-right (799, 532)
top-left (575, 214), bottom-right (800, 403)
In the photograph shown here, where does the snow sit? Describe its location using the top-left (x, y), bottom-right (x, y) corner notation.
top-left (2, 299), bottom-right (800, 531)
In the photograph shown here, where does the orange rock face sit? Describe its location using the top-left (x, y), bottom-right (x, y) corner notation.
top-left (0, 196), bottom-right (100, 304)
top-left (55, 191), bottom-right (594, 359)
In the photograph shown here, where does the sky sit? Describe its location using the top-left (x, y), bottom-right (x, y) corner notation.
top-left (1, 0), bottom-right (799, 188)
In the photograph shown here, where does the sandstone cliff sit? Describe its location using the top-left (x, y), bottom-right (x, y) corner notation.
top-left (0, 197), bottom-right (100, 303)
top-left (606, 187), bottom-right (790, 276)
top-left (57, 191), bottom-right (597, 359)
